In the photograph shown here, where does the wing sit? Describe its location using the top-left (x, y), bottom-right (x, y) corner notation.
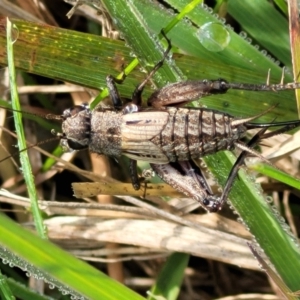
top-left (121, 111), bottom-right (170, 163)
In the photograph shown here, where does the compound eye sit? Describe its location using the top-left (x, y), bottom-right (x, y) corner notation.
top-left (202, 199), bottom-right (210, 206)
top-left (67, 139), bottom-right (88, 150)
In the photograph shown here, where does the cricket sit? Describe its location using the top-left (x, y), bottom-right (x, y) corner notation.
top-left (42, 32), bottom-right (300, 213)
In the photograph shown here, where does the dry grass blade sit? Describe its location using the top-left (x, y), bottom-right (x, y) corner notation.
top-left (72, 181), bottom-right (183, 198)
top-left (39, 216), bottom-right (257, 270)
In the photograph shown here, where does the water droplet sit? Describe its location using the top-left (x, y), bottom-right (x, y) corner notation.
top-left (236, 217), bottom-right (243, 224)
top-left (183, 17), bottom-right (192, 26)
top-left (197, 22), bottom-right (230, 52)
top-left (200, 161), bottom-right (206, 168)
top-left (239, 31), bottom-right (247, 39)
top-left (226, 24), bottom-right (234, 31)
top-left (112, 18), bottom-right (118, 25)
top-left (265, 196), bottom-right (273, 203)
top-left (260, 49), bottom-right (268, 56)
top-left (129, 51), bottom-right (136, 58)
top-left (206, 7), bottom-right (213, 14)
top-left (219, 17), bottom-right (226, 24)
top-left (10, 24), bottom-right (19, 43)
top-left (245, 37), bottom-right (252, 44)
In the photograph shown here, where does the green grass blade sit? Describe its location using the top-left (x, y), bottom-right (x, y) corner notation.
top-left (0, 269), bottom-right (14, 300)
top-left (227, 0), bottom-right (291, 65)
top-left (204, 152), bottom-right (300, 291)
top-left (6, 18), bottom-right (46, 239)
top-left (0, 212), bottom-right (146, 300)
top-left (248, 244), bottom-right (298, 300)
top-left (148, 253), bottom-right (189, 300)
top-left (274, 0), bottom-right (288, 15)
top-left (250, 163), bottom-right (300, 190)
top-left (6, 276), bottom-right (52, 300)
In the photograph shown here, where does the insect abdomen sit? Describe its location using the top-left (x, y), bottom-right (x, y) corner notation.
top-left (151, 107), bottom-right (246, 162)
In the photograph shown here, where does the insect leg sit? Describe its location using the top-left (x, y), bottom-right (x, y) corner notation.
top-left (148, 73), bottom-right (300, 108)
top-left (218, 127), bottom-right (269, 209)
top-left (246, 119), bottom-right (300, 133)
top-left (131, 30), bottom-right (172, 106)
top-left (129, 159), bottom-right (140, 190)
top-left (106, 74), bottom-right (124, 111)
top-left (150, 161), bottom-right (221, 212)
top-left (181, 159), bottom-right (214, 195)
top-left (218, 121), bottom-right (298, 208)
top-left (147, 79), bottom-right (229, 108)
top-left (106, 30), bottom-right (172, 110)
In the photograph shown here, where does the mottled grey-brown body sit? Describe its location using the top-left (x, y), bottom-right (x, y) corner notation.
top-left (57, 73), bottom-right (300, 212)
top-left (61, 108), bottom-right (123, 157)
top-left (149, 107), bottom-right (245, 162)
top-left (61, 105), bottom-right (246, 164)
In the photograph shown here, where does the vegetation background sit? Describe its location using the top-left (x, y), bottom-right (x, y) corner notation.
top-left (0, 0), bottom-right (300, 299)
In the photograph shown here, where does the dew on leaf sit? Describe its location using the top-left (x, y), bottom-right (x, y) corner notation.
top-left (197, 22), bottom-right (230, 52)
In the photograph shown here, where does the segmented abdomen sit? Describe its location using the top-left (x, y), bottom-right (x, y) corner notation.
top-left (151, 107), bottom-right (245, 161)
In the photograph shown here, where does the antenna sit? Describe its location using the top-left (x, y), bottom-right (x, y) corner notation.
top-left (0, 105), bottom-right (63, 122)
top-left (0, 135), bottom-right (61, 165)
top-left (0, 105), bottom-right (63, 165)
